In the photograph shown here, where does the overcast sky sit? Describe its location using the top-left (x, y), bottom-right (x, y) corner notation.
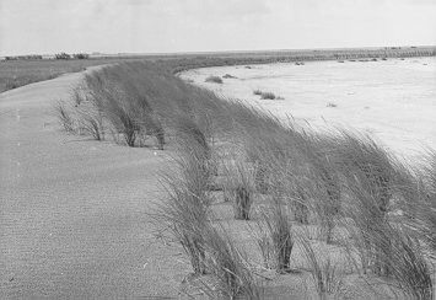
top-left (1, 0), bottom-right (436, 56)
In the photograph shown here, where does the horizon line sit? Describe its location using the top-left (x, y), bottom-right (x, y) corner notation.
top-left (2, 44), bottom-right (436, 59)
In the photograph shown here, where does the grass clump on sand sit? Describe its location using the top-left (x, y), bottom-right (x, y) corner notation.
top-left (57, 64), bottom-right (166, 148)
top-left (205, 75), bottom-right (223, 84)
top-left (156, 127), bottom-right (262, 298)
top-left (297, 235), bottom-right (344, 299)
top-left (157, 155), bottom-right (210, 275)
top-left (223, 74), bottom-right (237, 79)
top-left (54, 100), bottom-right (76, 133)
top-left (254, 200), bottom-right (294, 273)
top-left (253, 89), bottom-right (263, 96)
top-left (155, 120), bottom-right (215, 276)
top-left (199, 224), bottom-right (263, 299)
top-left (222, 161), bottom-right (255, 220)
top-left (260, 91), bottom-right (276, 100)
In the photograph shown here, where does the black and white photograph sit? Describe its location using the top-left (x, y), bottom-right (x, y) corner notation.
top-left (1, 0), bottom-right (436, 298)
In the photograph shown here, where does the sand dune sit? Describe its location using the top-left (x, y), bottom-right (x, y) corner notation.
top-left (0, 70), bottom-right (186, 298)
top-left (1, 57), bottom-right (434, 298)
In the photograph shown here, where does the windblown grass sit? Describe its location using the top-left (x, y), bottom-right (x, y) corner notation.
top-left (56, 56), bottom-right (436, 299)
top-left (254, 198), bottom-right (294, 273)
top-left (297, 235), bottom-right (344, 299)
top-left (54, 100), bottom-right (75, 133)
top-left (221, 161), bottom-right (255, 220)
top-left (155, 145), bottom-right (212, 275)
top-left (199, 224), bottom-right (263, 299)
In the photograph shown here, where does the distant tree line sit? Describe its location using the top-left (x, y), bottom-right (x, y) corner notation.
top-left (55, 52), bottom-right (90, 60)
top-left (3, 53), bottom-right (90, 61)
top-left (4, 55), bottom-right (43, 60)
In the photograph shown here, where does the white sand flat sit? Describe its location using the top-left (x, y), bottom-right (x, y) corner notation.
top-left (181, 57), bottom-right (436, 162)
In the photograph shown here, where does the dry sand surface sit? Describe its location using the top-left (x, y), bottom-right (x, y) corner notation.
top-left (0, 70), bottom-right (190, 298)
top-left (181, 57), bottom-right (436, 161)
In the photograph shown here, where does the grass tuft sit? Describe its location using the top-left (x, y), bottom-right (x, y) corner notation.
top-left (199, 224), bottom-right (263, 299)
top-left (260, 92), bottom-right (276, 100)
top-left (254, 200), bottom-right (294, 273)
top-left (205, 75), bottom-right (223, 84)
top-left (253, 89), bottom-right (263, 96)
top-left (223, 74), bottom-right (237, 79)
top-left (297, 235), bottom-right (344, 299)
top-left (54, 100), bottom-right (76, 133)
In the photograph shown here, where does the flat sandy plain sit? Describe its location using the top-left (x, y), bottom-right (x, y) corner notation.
top-left (182, 57), bottom-right (436, 161)
top-left (1, 58), bottom-right (435, 298)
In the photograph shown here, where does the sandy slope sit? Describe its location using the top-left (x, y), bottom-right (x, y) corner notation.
top-left (0, 71), bottom-right (187, 298)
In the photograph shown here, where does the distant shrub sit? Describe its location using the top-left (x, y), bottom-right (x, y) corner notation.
top-left (260, 91), bottom-right (276, 100)
top-left (222, 74), bottom-right (237, 79)
top-left (253, 89), bottom-right (262, 96)
top-left (205, 75), bottom-right (223, 84)
top-left (254, 90), bottom-right (283, 99)
top-left (73, 53), bottom-right (90, 59)
top-left (55, 52), bottom-right (71, 60)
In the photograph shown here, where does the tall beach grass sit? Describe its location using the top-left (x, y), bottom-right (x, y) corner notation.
top-left (56, 57), bottom-right (436, 299)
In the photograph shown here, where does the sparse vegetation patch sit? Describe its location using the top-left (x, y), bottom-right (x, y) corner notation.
top-left (205, 75), bottom-right (223, 84)
top-left (260, 91), bottom-right (276, 100)
top-left (222, 74), bottom-right (237, 79)
top-left (253, 89), bottom-right (262, 96)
